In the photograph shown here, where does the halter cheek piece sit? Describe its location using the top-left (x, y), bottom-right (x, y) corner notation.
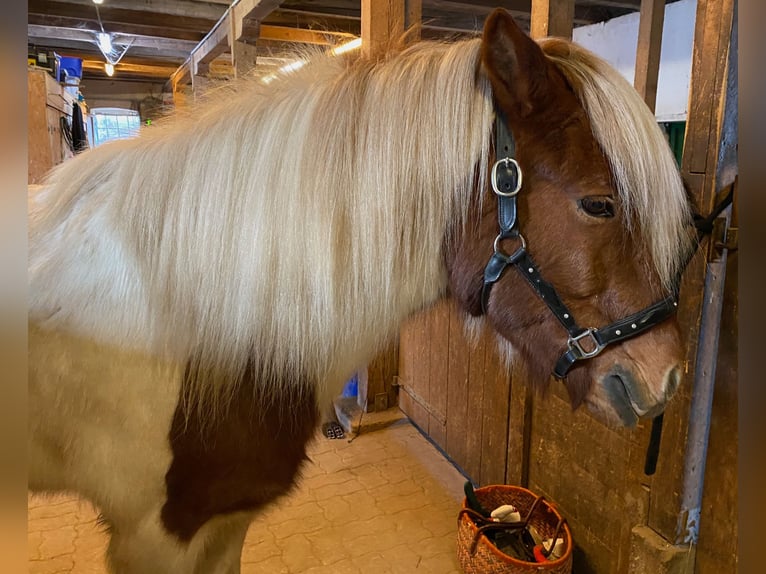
top-left (480, 110), bottom-right (679, 379)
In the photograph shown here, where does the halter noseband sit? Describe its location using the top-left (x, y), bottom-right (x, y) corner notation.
top-left (480, 109), bottom-right (679, 379)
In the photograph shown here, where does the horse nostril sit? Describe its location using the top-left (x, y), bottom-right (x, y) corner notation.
top-left (665, 366), bottom-right (682, 400)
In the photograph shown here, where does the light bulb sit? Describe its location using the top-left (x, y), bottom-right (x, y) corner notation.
top-left (105, 62), bottom-right (114, 76)
top-left (97, 32), bottom-right (112, 55)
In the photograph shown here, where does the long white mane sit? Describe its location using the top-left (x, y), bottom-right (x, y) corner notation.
top-left (28, 35), bottom-right (691, 414)
top-left (28, 39), bottom-right (494, 412)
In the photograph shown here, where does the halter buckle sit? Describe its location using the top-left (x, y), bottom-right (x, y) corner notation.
top-left (568, 328), bottom-right (605, 359)
top-left (491, 157), bottom-right (522, 197)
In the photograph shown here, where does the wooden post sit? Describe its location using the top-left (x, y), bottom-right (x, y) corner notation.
top-left (172, 81), bottom-right (193, 109)
top-left (530, 0), bottom-right (575, 40)
top-left (232, 40), bottom-right (259, 79)
top-left (231, 19), bottom-right (260, 80)
top-left (361, 0), bottom-right (422, 57)
top-left (634, 0), bottom-right (666, 112)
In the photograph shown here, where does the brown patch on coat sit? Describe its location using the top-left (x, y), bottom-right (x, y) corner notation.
top-left (161, 360), bottom-right (318, 541)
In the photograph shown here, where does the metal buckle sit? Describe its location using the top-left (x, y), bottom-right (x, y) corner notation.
top-left (568, 328), bottom-right (605, 359)
top-left (493, 232), bottom-right (526, 261)
top-left (491, 157), bottom-right (522, 197)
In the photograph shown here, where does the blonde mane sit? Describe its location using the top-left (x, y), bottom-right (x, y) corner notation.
top-left (539, 38), bottom-right (693, 288)
top-left (28, 34), bottom-right (691, 415)
top-left (29, 39), bottom-right (494, 413)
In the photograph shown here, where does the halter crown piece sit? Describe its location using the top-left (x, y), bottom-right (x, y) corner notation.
top-left (480, 108), bottom-right (680, 379)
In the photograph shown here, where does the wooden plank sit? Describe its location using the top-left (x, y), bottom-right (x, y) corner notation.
top-left (682, 0), bottom-right (735, 176)
top-left (445, 301), bottom-right (471, 474)
top-left (27, 24), bottom-right (199, 54)
top-left (398, 312), bottom-right (431, 432)
top-left (81, 60), bottom-right (178, 78)
top-left (27, 70), bottom-right (54, 185)
top-left (427, 299), bottom-right (450, 450)
top-left (530, 0), bottom-right (575, 40)
top-left (259, 24), bottom-right (355, 46)
top-left (505, 360), bottom-right (532, 486)
top-left (479, 339), bottom-right (511, 486)
top-left (633, 0), bottom-right (666, 113)
top-left (463, 322), bottom-right (487, 483)
top-left (28, 13), bottom-right (206, 42)
top-left (42, 0), bottom-right (227, 21)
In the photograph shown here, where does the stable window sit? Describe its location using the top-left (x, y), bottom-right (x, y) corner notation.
top-left (90, 108), bottom-right (141, 146)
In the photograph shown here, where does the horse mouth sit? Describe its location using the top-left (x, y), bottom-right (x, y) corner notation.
top-left (603, 371), bottom-right (663, 426)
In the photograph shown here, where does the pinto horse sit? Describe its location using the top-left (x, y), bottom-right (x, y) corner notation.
top-left (28, 9), bottom-right (693, 573)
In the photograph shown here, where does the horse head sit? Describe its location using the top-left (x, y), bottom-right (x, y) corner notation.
top-left (447, 10), bottom-right (694, 427)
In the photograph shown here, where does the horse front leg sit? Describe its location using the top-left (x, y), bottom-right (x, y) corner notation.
top-left (105, 508), bottom-right (253, 574)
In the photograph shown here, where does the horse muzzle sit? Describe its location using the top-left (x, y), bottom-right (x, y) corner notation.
top-left (601, 365), bottom-right (681, 426)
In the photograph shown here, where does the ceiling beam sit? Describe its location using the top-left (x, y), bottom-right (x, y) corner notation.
top-left (27, 13), bottom-right (206, 42)
top-left (577, 0), bottom-right (641, 9)
top-left (81, 59), bottom-right (179, 78)
top-left (259, 24), bottom-right (354, 45)
top-left (35, 0), bottom-right (228, 21)
top-left (171, 0), bottom-right (284, 89)
top-left (29, 0), bottom-right (221, 35)
top-left (28, 24), bottom-right (199, 54)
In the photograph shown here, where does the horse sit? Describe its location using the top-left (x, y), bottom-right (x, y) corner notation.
top-left (28, 9), bottom-right (693, 573)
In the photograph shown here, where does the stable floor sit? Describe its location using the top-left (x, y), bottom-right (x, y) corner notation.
top-left (28, 410), bottom-right (467, 573)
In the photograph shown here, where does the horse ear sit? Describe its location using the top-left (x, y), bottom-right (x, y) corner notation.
top-left (481, 9), bottom-right (553, 119)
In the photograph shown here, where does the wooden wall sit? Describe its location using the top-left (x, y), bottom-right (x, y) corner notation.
top-left (399, 299), bottom-right (511, 486)
top-left (28, 68), bottom-right (75, 184)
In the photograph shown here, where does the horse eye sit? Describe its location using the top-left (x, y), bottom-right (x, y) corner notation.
top-left (579, 196), bottom-right (615, 218)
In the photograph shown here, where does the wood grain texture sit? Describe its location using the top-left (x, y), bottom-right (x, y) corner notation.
top-left (633, 0), bottom-right (665, 112)
top-left (530, 0), bottom-right (575, 40)
top-left (445, 301), bottom-right (471, 473)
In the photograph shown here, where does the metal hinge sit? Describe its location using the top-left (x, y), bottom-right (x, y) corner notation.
top-left (711, 218), bottom-right (737, 261)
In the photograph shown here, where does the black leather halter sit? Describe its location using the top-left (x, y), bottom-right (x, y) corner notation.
top-left (480, 110), bottom-right (679, 379)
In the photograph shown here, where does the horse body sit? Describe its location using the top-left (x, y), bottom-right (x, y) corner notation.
top-left (29, 10), bottom-right (692, 573)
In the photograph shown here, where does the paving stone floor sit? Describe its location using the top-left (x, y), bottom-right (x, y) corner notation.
top-left (28, 411), bottom-right (468, 573)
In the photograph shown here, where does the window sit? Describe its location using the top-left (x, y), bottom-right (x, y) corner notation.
top-left (90, 108), bottom-right (141, 146)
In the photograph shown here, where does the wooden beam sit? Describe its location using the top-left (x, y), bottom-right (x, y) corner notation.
top-left (81, 59), bottom-right (178, 78)
top-left (28, 13), bottom-right (206, 42)
top-left (231, 20), bottom-right (260, 79)
top-left (172, 0), bottom-right (283, 90)
top-left (29, 0), bottom-right (219, 35)
top-left (28, 24), bottom-right (199, 54)
top-left (37, 0), bottom-right (227, 21)
top-left (577, 0), bottom-right (641, 9)
top-left (259, 24), bottom-right (355, 45)
top-left (634, 0), bottom-right (666, 113)
top-left (361, 0), bottom-right (422, 57)
top-left (530, 0), bottom-right (575, 39)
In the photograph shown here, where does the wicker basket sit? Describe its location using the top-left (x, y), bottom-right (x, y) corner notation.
top-left (457, 485), bottom-right (573, 574)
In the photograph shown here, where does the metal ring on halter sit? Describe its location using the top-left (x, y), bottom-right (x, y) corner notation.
top-left (493, 232), bottom-right (527, 260)
top-left (491, 157), bottom-right (523, 197)
top-left (568, 328), bottom-right (605, 359)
